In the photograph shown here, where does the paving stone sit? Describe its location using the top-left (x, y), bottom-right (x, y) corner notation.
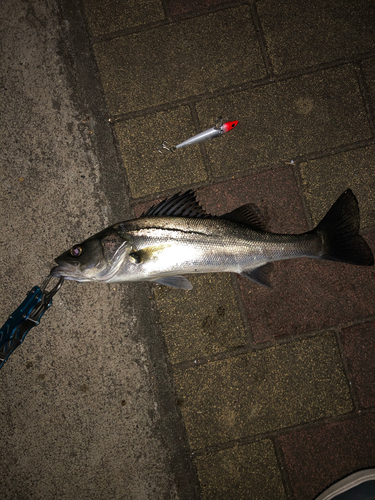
top-left (278, 413), bottom-right (375, 500)
top-left (94, 6), bottom-right (265, 114)
top-left (168, 0), bottom-right (233, 17)
top-left (340, 320), bottom-right (375, 409)
top-left (299, 145), bottom-right (375, 228)
top-left (195, 440), bottom-right (286, 500)
top-left (115, 108), bottom-right (207, 199)
top-left (363, 58), bottom-right (375, 118)
top-left (196, 66), bottom-right (371, 178)
top-left (174, 334), bottom-right (352, 449)
top-left (258, 0), bottom-right (375, 74)
top-left (82, 0), bottom-right (165, 36)
top-left (239, 233), bottom-right (375, 343)
top-left (153, 273), bottom-right (246, 364)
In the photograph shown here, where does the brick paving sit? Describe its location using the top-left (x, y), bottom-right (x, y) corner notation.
top-left (83, 0), bottom-right (375, 498)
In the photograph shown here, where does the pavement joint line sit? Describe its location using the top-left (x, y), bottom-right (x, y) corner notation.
top-left (272, 436), bottom-right (295, 500)
top-left (159, 0), bottom-right (171, 20)
top-left (169, 0), bottom-right (251, 21)
top-left (130, 138), bottom-right (375, 206)
top-left (91, 19), bottom-right (171, 43)
top-left (189, 102), bottom-right (215, 180)
top-left (335, 314), bottom-right (375, 330)
top-left (249, 0), bottom-right (274, 78)
top-left (91, 0), bottom-right (256, 42)
top-left (169, 313), bottom-right (375, 372)
top-left (171, 328), bottom-right (341, 371)
top-left (290, 162), bottom-right (314, 231)
top-left (333, 328), bottom-right (360, 412)
top-left (189, 408), bottom-right (375, 459)
top-left (230, 273), bottom-right (254, 348)
top-left (355, 61), bottom-right (375, 136)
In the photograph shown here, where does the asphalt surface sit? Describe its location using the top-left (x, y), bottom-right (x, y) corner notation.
top-left (1, 1), bottom-right (375, 499)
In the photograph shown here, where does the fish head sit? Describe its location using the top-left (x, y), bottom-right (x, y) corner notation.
top-left (50, 227), bottom-right (131, 282)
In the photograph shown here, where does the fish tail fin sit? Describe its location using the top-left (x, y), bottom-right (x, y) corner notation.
top-left (313, 189), bottom-right (373, 266)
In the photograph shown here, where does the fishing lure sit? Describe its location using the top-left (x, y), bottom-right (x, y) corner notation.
top-left (158, 117), bottom-right (239, 153)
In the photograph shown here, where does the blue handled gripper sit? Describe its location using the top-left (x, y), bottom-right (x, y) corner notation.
top-left (0, 276), bottom-right (63, 369)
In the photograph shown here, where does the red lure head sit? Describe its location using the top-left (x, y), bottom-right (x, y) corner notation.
top-left (221, 120), bottom-right (239, 133)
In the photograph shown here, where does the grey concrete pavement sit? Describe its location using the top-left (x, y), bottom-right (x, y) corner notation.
top-left (0, 1), bottom-right (198, 499)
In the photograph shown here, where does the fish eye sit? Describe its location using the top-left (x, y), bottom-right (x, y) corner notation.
top-left (70, 245), bottom-right (83, 257)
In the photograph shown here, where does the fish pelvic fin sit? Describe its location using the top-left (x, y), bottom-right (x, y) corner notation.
top-left (313, 189), bottom-right (374, 266)
top-left (240, 263), bottom-right (274, 288)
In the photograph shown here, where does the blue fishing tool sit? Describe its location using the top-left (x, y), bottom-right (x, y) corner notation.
top-left (0, 276), bottom-right (63, 369)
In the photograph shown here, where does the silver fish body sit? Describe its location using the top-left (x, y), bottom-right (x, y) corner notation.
top-left (51, 190), bottom-right (374, 290)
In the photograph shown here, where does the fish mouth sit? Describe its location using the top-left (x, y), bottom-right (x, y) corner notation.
top-left (50, 259), bottom-right (79, 279)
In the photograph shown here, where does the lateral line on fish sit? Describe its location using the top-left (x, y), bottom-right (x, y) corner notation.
top-left (127, 227), bottom-right (212, 238)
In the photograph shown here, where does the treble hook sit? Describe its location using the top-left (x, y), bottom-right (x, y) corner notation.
top-left (158, 141), bottom-right (176, 154)
top-left (215, 116), bottom-right (228, 130)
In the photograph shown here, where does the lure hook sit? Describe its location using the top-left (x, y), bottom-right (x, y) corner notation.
top-left (214, 116), bottom-right (228, 130)
top-left (158, 141), bottom-right (176, 154)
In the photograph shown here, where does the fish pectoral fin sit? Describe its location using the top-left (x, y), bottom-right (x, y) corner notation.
top-left (220, 203), bottom-right (268, 230)
top-left (240, 263), bottom-right (274, 288)
top-left (150, 276), bottom-right (193, 290)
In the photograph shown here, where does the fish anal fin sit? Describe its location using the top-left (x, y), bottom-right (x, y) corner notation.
top-left (240, 263), bottom-right (274, 288)
top-left (220, 203), bottom-right (267, 230)
top-left (150, 276), bottom-right (193, 290)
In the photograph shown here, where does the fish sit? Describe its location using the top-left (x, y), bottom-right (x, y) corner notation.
top-left (50, 189), bottom-right (374, 290)
top-left (158, 119), bottom-right (239, 153)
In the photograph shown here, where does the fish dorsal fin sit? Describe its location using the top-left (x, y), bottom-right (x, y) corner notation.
top-left (141, 190), bottom-right (211, 219)
top-left (220, 203), bottom-right (267, 230)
